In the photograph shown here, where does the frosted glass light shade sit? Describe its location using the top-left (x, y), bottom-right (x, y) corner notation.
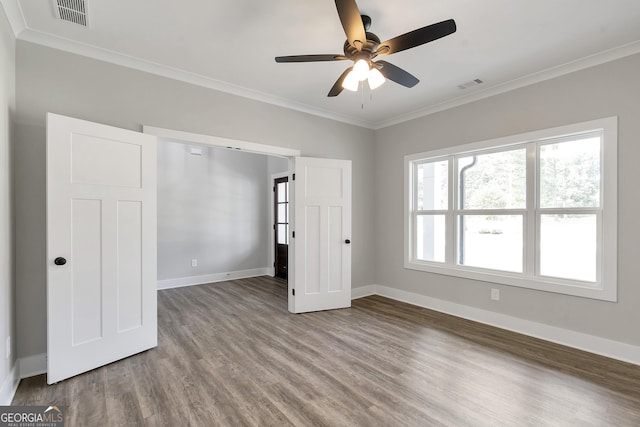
top-left (352, 59), bottom-right (370, 81)
top-left (368, 68), bottom-right (385, 89)
top-left (342, 71), bottom-right (359, 91)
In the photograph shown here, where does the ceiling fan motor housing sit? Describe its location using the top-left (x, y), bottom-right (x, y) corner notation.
top-left (343, 31), bottom-right (381, 62)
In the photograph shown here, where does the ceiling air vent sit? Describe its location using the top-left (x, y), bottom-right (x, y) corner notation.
top-left (52, 0), bottom-right (88, 27)
top-left (458, 78), bottom-right (484, 90)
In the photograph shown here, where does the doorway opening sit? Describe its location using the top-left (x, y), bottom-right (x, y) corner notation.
top-left (144, 125), bottom-right (352, 314)
top-left (274, 176), bottom-right (289, 281)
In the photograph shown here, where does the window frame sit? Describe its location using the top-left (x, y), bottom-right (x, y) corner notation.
top-left (404, 117), bottom-right (617, 302)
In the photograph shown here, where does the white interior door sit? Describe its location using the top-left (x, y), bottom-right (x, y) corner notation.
top-left (292, 157), bottom-right (351, 313)
top-left (47, 113), bottom-right (157, 384)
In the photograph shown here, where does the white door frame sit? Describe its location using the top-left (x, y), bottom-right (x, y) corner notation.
top-left (143, 126), bottom-right (300, 158)
top-left (143, 126), bottom-right (301, 312)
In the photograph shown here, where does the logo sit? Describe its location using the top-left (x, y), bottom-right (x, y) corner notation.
top-left (0, 405), bottom-right (65, 427)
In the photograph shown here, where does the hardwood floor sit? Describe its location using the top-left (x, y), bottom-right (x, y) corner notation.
top-left (12, 276), bottom-right (640, 426)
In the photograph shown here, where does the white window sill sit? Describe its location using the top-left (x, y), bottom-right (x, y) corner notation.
top-left (404, 260), bottom-right (616, 302)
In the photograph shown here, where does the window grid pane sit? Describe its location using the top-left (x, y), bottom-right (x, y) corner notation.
top-left (456, 215), bottom-right (523, 273)
top-left (277, 224), bottom-right (288, 245)
top-left (415, 214), bottom-right (446, 263)
top-left (277, 203), bottom-right (287, 223)
top-left (458, 148), bottom-right (526, 210)
top-left (416, 160), bottom-right (448, 211)
top-left (539, 214), bottom-right (597, 282)
top-left (539, 136), bottom-right (601, 209)
top-left (277, 182), bottom-right (287, 203)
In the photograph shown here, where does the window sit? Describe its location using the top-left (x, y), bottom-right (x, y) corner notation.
top-left (275, 177), bottom-right (289, 245)
top-left (405, 117), bottom-right (617, 301)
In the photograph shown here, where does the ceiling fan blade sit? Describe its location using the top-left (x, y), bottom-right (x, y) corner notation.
top-left (375, 60), bottom-right (419, 88)
top-left (275, 54), bottom-right (348, 63)
top-left (328, 67), bottom-right (353, 97)
top-left (376, 19), bottom-right (456, 56)
top-left (335, 0), bottom-right (366, 51)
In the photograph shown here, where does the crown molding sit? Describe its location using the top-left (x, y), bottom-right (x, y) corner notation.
top-left (16, 27), bottom-right (375, 129)
top-left (375, 39), bottom-right (640, 129)
top-left (0, 0), bottom-right (26, 37)
top-left (5, 0), bottom-right (640, 131)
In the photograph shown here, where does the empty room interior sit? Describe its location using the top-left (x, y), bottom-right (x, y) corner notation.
top-left (1, 0), bottom-right (640, 425)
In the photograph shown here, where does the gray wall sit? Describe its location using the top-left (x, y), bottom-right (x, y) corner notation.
top-left (13, 35), bottom-right (640, 363)
top-left (374, 53), bottom-right (640, 346)
top-left (13, 41), bottom-right (376, 359)
top-left (157, 140), bottom-right (271, 280)
top-left (0, 5), bottom-right (16, 397)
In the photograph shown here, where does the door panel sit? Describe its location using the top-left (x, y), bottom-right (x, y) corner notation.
top-left (292, 157), bottom-right (351, 313)
top-left (47, 113), bottom-right (157, 384)
top-left (305, 204), bottom-right (321, 294)
top-left (70, 199), bottom-right (103, 345)
top-left (328, 206), bottom-right (344, 292)
top-left (71, 134), bottom-right (142, 188)
top-left (116, 201), bottom-right (143, 332)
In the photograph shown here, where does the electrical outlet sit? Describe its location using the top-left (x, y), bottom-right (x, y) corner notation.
top-left (191, 259), bottom-right (198, 267)
top-left (491, 288), bottom-right (500, 301)
top-left (6, 336), bottom-right (10, 359)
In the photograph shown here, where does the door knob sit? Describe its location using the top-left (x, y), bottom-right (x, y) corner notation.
top-left (345, 239), bottom-right (351, 244)
top-left (54, 257), bottom-right (67, 266)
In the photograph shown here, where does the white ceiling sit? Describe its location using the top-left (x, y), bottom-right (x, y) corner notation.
top-left (3, 0), bottom-right (640, 129)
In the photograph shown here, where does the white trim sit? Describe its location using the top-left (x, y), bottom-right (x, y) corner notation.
top-left (14, 28), bottom-right (372, 129)
top-left (0, 364), bottom-right (19, 405)
top-left (157, 268), bottom-right (271, 290)
top-left (374, 40), bottom-right (640, 129)
top-left (19, 353), bottom-right (47, 379)
top-left (143, 126), bottom-right (300, 158)
top-left (0, 0), bottom-right (26, 37)
top-left (404, 117), bottom-right (618, 302)
top-left (350, 285), bottom-right (640, 366)
top-left (404, 117), bottom-right (617, 162)
top-left (351, 285), bottom-right (377, 299)
top-left (1, 0), bottom-right (637, 131)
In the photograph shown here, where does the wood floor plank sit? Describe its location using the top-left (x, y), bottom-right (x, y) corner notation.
top-left (11, 276), bottom-right (640, 426)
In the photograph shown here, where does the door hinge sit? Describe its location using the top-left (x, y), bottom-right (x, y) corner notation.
top-left (273, 224), bottom-right (276, 230)
top-left (292, 289), bottom-right (295, 296)
top-left (273, 261), bottom-right (275, 267)
top-left (292, 231), bottom-right (295, 238)
top-left (292, 173), bottom-right (295, 181)
top-left (273, 186), bottom-right (275, 192)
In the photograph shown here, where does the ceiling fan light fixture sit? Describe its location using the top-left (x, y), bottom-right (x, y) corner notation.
top-left (342, 71), bottom-right (360, 91)
top-left (352, 58), bottom-right (370, 81)
top-left (368, 68), bottom-right (385, 89)
top-left (276, 1), bottom-right (456, 97)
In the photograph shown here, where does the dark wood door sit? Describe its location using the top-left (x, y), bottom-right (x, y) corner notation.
top-left (274, 176), bottom-right (289, 280)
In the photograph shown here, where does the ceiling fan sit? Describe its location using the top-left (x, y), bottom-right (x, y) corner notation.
top-left (275, 0), bottom-right (457, 97)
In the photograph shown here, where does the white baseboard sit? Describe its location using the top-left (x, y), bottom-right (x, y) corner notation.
top-left (350, 284), bottom-right (640, 366)
top-left (19, 353), bottom-right (47, 379)
top-left (351, 285), bottom-right (377, 299)
top-left (157, 268), bottom-right (271, 290)
top-left (0, 365), bottom-right (20, 405)
top-left (0, 353), bottom-right (46, 404)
